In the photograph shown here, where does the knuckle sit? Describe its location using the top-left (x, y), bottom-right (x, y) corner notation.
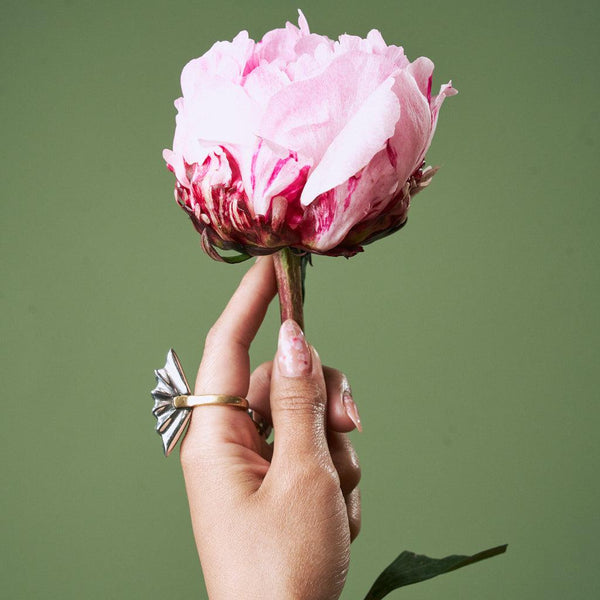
top-left (179, 439), bottom-right (222, 473)
top-left (278, 460), bottom-right (340, 501)
top-left (205, 322), bottom-right (248, 355)
top-left (332, 437), bottom-right (361, 494)
top-left (304, 460), bottom-right (341, 492)
top-left (250, 361), bottom-right (272, 388)
top-left (276, 384), bottom-right (326, 416)
top-left (178, 429), bottom-right (217, 469)
top-left (350, 514), bottom-right (362, 541)
top-left (346, 448), bottom-right (362, 486)
top-left (324, 365), bottom-right (345, 385)
top-left (340, 458), bottom-right (361, 494)
top-left (204, 323), bottom-right (223, 350)
top-left (179, 442), bottom-right (200, 470)
top-left (179, 434), bottom-right (206, 468)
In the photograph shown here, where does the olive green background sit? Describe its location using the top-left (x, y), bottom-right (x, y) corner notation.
top-left (2, 0), bottom-right (598, 598)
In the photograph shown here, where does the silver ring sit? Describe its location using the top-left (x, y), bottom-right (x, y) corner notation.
top-left (151, 349), bottom-right (271, 456)
top-left (248, 409), bottom-right (272, 438)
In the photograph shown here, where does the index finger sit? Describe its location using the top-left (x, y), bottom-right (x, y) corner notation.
top-left (182, 256), bottom-right (276, 456)
top-left (196, 256), bottom-right (276, 395)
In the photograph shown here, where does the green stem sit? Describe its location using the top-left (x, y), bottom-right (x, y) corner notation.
top-left (273, 248), bottom-right (305, 330)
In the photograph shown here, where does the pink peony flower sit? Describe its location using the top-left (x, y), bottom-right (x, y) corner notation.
top-left (163, 11), bottom-right (456, 259)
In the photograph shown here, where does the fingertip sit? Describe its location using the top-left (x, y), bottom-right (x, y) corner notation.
top-left (245, 254), bottom-right (276, 292)
top-left (276, 320), bottom-right (313, 378)
top-left (323, 368), bottom-right (362, 433)
top-left (342, 387), bottom-right (362, 433)
top-left (327, 402), bottom-right (359, 433)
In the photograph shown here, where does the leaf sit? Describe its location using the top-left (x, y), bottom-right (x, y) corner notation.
top-left (217, 251), bottom-right (252, 264)
top-left (363, 544), bottom-right (507, 600)
top-left (200, 228), bottom-right (252, 263)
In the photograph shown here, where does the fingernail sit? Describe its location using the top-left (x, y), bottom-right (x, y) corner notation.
top-left (277, 320), bottom-right (311, 377)
top-left (342, 381), bottom-right (362, 432)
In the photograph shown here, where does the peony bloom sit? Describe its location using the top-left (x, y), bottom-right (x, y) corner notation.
top-left (163, 11), bottom-right (456, 259)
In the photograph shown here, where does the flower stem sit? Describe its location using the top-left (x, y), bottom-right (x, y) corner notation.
top-left (273, 247), bottom-right (305, 330)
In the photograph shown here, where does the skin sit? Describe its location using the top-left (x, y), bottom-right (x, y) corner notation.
top-left (180, 256), bottom-right (361, 600)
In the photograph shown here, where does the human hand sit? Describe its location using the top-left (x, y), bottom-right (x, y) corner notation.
top-left (180, 256), bottom-right (361, 600)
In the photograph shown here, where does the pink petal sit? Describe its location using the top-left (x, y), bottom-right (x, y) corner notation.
top-left (162, 149), bottom-right (188, 186)
top-left (365, 29), bottom-right (388, 52)
top-left (181, 31), bottom-right (254, 95)
top-left (407, 56), bottom-right (434, 100)
top-left (336, 30), bottom-right (408, 67)
top-left (425, 80), bottom-right (458, 153)
top-left (183, 75), bottom-right (260, 147)
top-left (255, 18), bottom-right (306, 64)
top-left (297, 9), bottom-right (310, 34)
top-left (336, 33), bottom-right (368, 53)
top-left (171, 103), bottom-right (212, 166)
top-left (243, 139), bottom-right (312, 215)
top-left (242, 61), bottom-right (290, 105)
top-left (387, 68), bottom-right (433, 185)
top-left (431, 80), bottom-right (458, 117)
top-left (258, 51), bottom-right (400, 167)
top-left (306, 148), bottom-right (399, 251)
top-left (294, 33), bottom-right (334, 58)
top-left (300, 76), bottom-right (400, 204)
top-left (286, 41), bottom-right (334, 81)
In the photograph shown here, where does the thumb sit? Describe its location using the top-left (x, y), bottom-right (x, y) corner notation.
top-left (269, 320), bottom-right (330, 466)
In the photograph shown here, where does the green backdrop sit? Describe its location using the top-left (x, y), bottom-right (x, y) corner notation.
top-left (2, 1), bottom-right (599, 598)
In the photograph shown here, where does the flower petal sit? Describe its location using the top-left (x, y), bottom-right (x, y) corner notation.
top-left (182, 75), bottom-right (260, 147)
top-left (258, 51), bottom-right (399, 166)
top-left (431, 80), bottom-right (458, 120)
top-left (300, 76), bottom-right (399, 205)
top-left (255, 15), bottom-right (307, 64)
top-left (387, 68), bottom-right (434, 185)
top-left (242, 61), bottom-right (290, 106)
top-left (237, 139), bottom-right (311, 216)
top-left (162, 149), bottom-right (188, 186)
top-left (305, 148), bottom-right (399, 251)
top-left (407, 56), bottom-right (434, 100)
top-left (425, 81), bottom-right (458, 159)
top-left (181, 31), bottom-right (254, 94)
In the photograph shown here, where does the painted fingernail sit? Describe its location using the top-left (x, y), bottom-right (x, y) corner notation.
top-left (342, 381), bottom-right (362, 432)
top-left (277, 320), bottom-right (312, 377)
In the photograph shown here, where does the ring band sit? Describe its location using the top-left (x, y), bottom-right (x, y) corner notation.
top-left (173, 394), bottom-right (249, 409)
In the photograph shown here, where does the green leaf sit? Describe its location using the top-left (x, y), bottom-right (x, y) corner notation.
top-left (363, 544), bottom-right (507, 600)
top-left (218, 251), bottom-right (252, 264)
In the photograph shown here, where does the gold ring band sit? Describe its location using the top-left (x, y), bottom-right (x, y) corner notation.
top-left (173, 394), bottom-right (249, 409)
